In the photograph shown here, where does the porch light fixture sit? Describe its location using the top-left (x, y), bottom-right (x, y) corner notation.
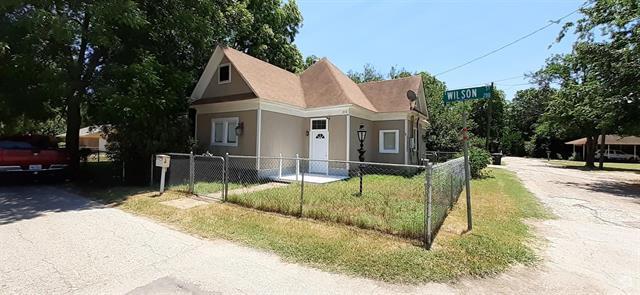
top-left (357, 125), bottom-right (367, 161)
top-left (235, 122), bottom-right (244, 136)
top-left (356, 124), bottom-right (367, 197)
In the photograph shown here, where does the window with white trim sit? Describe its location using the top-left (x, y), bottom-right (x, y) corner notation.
top-left (218, 63), bottom-right (230, 84)
top-left (211, 117), bottom-right (239, 146)
top-left (379, 130), bottom-right (399, 153)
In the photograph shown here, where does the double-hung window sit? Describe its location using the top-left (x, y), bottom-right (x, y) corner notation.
top-left (379, 130), bottom-right (399, 153)
top-left (211, 117), bottom-right (239, 146)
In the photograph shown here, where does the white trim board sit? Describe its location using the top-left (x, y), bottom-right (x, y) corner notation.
top-left (193, 98), bottom-right (411, 121)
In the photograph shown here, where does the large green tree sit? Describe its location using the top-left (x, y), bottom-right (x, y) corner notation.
top-left (535, 0), bottom-right (639, 168)
top-left (0, 0), bottom-right (304, 180)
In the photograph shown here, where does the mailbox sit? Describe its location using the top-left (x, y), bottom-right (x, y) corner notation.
top-left (155, 154), bottom-right (170, 168)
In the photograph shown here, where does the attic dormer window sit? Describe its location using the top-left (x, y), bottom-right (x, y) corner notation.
top-left (218, 63), bottom-right (230, 84)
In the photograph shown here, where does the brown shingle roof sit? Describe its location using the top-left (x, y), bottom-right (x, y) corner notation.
top-left (299, 58), bottom-right (377, 111)
top-left (223, 47), bottom-right (306, 107)
top-left (358, 76), bottom-right (423, 113)
top-left (203, 46), bottom-right (423, 113)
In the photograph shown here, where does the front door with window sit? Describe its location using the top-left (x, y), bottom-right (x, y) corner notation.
top-left (309, 118), bottom-right (329, 174)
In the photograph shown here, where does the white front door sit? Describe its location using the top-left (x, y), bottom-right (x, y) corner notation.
top-left (309, 118), bottom-right (329, 174)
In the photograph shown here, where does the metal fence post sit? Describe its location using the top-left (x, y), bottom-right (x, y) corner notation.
top-left (189, 152), bottom-right (195, 193)
top-left (278, 153), bottom-right (283, 179)
top-left (224, 153), bottom-right (229, 202)
top-left (299, 166), bottom-right (304, 217)
top-left (295, 153), bottom-right (300, 181)
top-left (450, 171), bottom-right (454, 208)
top-left (424, 163), bottom-right (433, 249)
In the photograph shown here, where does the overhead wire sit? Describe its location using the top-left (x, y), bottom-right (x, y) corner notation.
top-left (434, 3), bottom-right (585, 77)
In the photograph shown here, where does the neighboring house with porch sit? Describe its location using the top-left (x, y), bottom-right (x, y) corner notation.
top-left (189, 45), bottom-right (428, 176)
top-left (565, 135), bottom-right (640, 161)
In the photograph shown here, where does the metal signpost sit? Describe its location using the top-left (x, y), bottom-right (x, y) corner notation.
top-left (443, 85), bottom-right (493, 231)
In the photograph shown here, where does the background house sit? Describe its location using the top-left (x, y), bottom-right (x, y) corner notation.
top-left (565, 135), bottom-right (639, 161)
top-left (57, 125), bottom-right (107, 152)
top-left (190, 46), bottom-right (428, 175)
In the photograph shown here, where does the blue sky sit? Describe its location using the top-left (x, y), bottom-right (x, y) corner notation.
top-left (294, 0), bottom-right (584, 100)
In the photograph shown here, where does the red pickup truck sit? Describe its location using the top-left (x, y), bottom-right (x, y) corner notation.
top-left (0, 135), bottom-right (70, 177)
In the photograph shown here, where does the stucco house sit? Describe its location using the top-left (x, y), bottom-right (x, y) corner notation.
top-left (190, 45), bottom-right (428, 175)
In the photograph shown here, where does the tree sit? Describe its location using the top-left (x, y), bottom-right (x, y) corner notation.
top-left (347, 63), bottom-right (384, 83)
top-left (534, 48), bottom-right (609, 167)
top-left (469, 88), bottom-right (506, 152)
top-left (301, 54), bottom-right (319, 71)
top-left (543, 0), bottom-right (640, 168)
top-left (388, 66), bottom-right (412, 79)
top-left (502, 87), bottom-right (555, 156)
top-left (0, 0), bottom-right (304, 180)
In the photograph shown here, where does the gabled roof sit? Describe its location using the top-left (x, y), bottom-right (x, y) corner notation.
top-left (222, 47), bottom-right (306, 107)
top-left (300, 58), bottom-right (376, 111)
top-left (192, 45), bottom-right (426, 113)
top-left (358, 76), bottom-right (423, 113)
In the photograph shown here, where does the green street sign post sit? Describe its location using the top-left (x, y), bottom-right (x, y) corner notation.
top-left (442, 84), bottom-right (494, 232)
top-left (442, 85), bottom-right (492, 103)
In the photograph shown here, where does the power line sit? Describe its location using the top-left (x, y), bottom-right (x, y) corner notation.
top-left (434, 4), bottom-right (585, 77)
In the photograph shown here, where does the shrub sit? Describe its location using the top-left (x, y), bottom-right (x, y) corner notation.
top-left (468, 147), bottom-right (492, 178)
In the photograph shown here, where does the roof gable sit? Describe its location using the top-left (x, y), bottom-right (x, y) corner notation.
top-left (358, 75), bottom-right (423, 113)
top-left (299, 59), bottom-right (376, 111)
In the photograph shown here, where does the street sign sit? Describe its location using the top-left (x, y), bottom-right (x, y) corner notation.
top-left (443, 85), bottom-right (492, 103)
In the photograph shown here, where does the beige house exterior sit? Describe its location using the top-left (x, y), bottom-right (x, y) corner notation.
top-left (190, 45), bottom-right (428, 174)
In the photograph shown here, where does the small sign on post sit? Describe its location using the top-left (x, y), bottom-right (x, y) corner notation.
top-left (155, 154), bottom-right (171, 193)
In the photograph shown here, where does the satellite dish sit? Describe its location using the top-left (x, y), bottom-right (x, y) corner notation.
top-left (406, 90), bottom-right (418, 101)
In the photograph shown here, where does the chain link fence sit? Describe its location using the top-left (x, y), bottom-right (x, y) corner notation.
top-left (153, 153), bottom-right (467, 249)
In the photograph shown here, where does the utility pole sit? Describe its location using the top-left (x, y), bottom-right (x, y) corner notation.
top-left (485, 82), bottom-right (494, 151)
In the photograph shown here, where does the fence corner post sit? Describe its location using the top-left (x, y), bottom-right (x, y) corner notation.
top-left (424, 163), bottom-right (433, 250)
top-left (189, 151), bottom-right (195, 193)
top-left (224, 153), bottom-right (229, 202)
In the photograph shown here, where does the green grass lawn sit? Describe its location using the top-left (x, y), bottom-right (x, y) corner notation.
top-left (80, 168), bottom-right (551, 283)
top-left (550, 160), bottom-right (640, 173)
top-left (227, 174), bottom-right (426, 239)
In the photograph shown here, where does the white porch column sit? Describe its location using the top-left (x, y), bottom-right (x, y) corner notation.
top-left (582, 144), bottom-right (585, 160)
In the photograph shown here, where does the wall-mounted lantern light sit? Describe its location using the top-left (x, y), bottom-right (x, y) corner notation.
top-left (235, 122), bottom-right (244, 136)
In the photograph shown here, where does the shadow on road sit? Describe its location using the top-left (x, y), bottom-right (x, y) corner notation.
top-left (560, 180), bottom-right (640, 199)
top-left (0, 185), bottom-right (100, 225)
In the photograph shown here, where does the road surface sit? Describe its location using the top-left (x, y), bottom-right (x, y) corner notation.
top-left (1, 157), bottom-right (638, 294)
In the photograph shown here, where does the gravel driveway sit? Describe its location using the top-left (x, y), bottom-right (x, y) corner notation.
top-left (453, 157), bottom-right (640, 294)
top-left (1, 158), bottom-right (639, 294)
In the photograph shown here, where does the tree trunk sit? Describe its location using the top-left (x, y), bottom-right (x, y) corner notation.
top-left (65, 93), bottom-right (81, 175)
top-left (598, 130), bottom-right (606, 170)
top-left (65, 13), bottom-right (91, 176)
top-left (585, 136), bottom-right (596, 168)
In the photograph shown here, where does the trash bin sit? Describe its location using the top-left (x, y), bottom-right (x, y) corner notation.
top-left (491, 153), bottom-right (503, 165)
